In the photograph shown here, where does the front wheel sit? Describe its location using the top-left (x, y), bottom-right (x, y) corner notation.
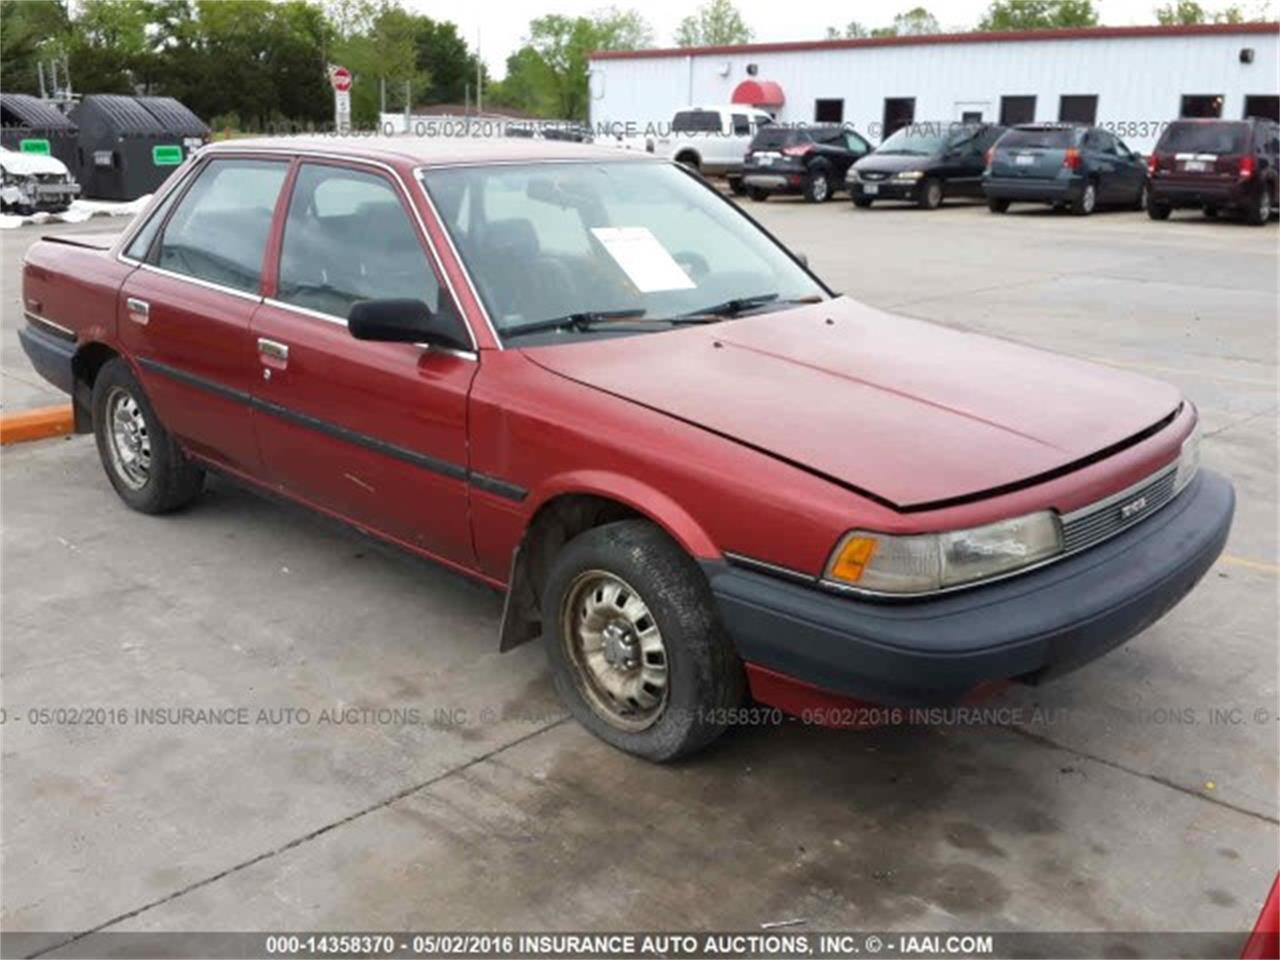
top-left (727, 176), bottom-right (746, 196)
top-left (987, 197), bottom-right (1010, 213)
top-left (852, 197), bottom-right (873, 208)
top-left (917, 178), bottom-right (943, 209)
top-left (542, 520), bottom-right (745, 762)
top-left (92, 358), bottom-right (204, 514)
top-left (1134, 182), bottom-right (1149, 211)
top-left (748, 187), bottom-right (770, 202)
top-left (1148, 202), bottom-right (1172, 220)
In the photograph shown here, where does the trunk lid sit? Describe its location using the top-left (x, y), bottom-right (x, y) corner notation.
top-left (525, 298), bottom-right (1182, 510)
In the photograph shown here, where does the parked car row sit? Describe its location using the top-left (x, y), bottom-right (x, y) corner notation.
top-left (737, 117), bottom-right (1279, 226)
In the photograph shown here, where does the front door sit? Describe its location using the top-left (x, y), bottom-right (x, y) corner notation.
top-left (118, 156), bottom-right (289, 475)
top-left (250, 160), bottom-right (478, 566)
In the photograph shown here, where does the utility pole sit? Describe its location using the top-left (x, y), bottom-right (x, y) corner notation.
top-left (476, 28), bottom-right (483, 114)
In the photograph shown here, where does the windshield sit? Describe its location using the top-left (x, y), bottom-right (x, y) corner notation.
top-left (420, 161), bottom-right (826, 343)
top-left (1158, 121), bottom-right (1248, 154)
top-left (874, 124), bottom-right (961, 156)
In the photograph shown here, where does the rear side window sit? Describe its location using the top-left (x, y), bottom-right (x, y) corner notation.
top-left (155, 158), bottom-right (287, 293)
top-left (672, 110), bottom-right (723, 134)
top-left (1000, 127), bottom-right (1076, 149)
top-left (731, 114), bottom-right (750, 136)
top-left (277, 163), bottom-right (440, 320)
top-left (125, 182), bottom-right (184, 261)
top-left (1157, 121), bottom-right (1248, 154)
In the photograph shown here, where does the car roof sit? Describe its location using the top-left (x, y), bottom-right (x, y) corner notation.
top-left (200, 135), bottom-right (657, 168)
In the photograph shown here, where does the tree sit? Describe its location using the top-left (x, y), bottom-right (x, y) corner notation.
top-left (675, 0), bottom-right (752, 46)
top-left (978, 0), bottom-right (1099, 29)
top-left (871, 7), bottom-right (941, 36)
top-left (0, 0), bottom-right (72, 94)
top-left (414, 17), bottom-right (486, 105)
top-left (1154, 1), bottom-right (1249, 23)
top-left (825, 21), bottom-right (868, 39)
top-left (493, 8), bottom-right (652, 120)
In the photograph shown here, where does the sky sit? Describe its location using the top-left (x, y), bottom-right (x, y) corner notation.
top-left (397, 0), bottom-right (1262, 79)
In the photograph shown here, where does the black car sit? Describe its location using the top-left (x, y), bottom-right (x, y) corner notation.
top-left (741, 124), bottom-right (873, 202)
top-left (984, 124), bottom-right (1148, 215)
top-left (1147, 117), bottom-right (1278, 225)
top-left (847, 122), bottom-right (1005, 209)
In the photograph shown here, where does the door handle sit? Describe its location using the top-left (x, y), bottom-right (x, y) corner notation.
top-left (257, 338), bottom-right (289, 362)
top-left (126, 297), bottom-right (149, 325)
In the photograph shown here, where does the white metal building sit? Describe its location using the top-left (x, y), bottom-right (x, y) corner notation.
top-left (588, 22), bottom-right (1280, 150)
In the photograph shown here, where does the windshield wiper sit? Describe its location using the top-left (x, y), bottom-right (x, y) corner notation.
top-left (504, 309), bottom-right (721, 339)
top-left (678, 293), bottom-right (781, 319)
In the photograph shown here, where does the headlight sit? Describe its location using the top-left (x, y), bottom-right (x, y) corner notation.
top-left (826, 511), bottom-right (1063, 595)
top-left (895, 170), bottom-right (924, 181)
top-left (1174, 420), bottom-right (1201, 493)
top-left (846, 169), bottom-right (862, 182)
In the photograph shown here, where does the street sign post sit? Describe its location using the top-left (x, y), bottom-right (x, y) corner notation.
top-left (330, 65), bottom-right (352, 135)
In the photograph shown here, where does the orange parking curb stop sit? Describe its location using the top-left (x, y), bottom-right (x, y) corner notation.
top-left (0, 405), bottom-right (74, 446)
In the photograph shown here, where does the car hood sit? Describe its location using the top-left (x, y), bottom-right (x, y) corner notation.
top-left (0, 149), bottom-right (69, 177)
top-left (523, 298), bottom-right (1183, 510)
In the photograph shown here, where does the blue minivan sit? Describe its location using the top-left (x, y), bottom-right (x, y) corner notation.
top-left (983, 124), bottom-right (1148, 216)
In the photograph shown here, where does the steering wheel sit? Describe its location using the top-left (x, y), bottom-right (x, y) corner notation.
top-left (673, 250), bottom-right (710, 280)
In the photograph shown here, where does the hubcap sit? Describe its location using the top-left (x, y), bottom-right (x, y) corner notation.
top-left (813, 176), bottom-right (828, 201)
top-left (105, 386), bottom-right (151, 490)
top-left (1261, 192), bottom-right (1271, 219)
top-left (1083, 184), bottom-right (1096, 212)
top-left (1138, 185), bottom-right (1148, 210)
top-left (927, 183), bottom-right (941, 207)
top-left (561, 570), bottom-right (669, 732)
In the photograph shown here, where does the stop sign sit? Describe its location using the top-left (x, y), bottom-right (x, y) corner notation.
top-left (331, 66), bottom-right (352, 92)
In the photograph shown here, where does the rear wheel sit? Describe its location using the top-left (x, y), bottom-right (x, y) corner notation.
top-left (748, 187), bottom-right (770, 202)
top-left (675, 153), bottom-right (700, 173)
top-left (1134, 182), bottom-right (1149, 211)
top-left (917, 178), bottom-right (943, 209)
top-left (853, 197), bottom-right (873, 208)
top-left (1148, 202), bottom-right (1172, 220)
top-left (1071, 180), bottom-right (1097, 216)
top-left (1244, 187), bottom-right (1272, 226)
top-left (804, 170), bottom-right (832, 203)
top-left (727, 176), bottom-right (746, 196)
top-left (542, 520), bottom-right (745, 762)
top-left (1203, 206), bottom-right (1219, 219)
top-left (92, 358), bottom-right (204, 514)
top-left (987, 197), bottom-right (1010, 213)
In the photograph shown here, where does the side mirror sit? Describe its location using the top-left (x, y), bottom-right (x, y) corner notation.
top-left (348, 299), bottom-right (471, 351)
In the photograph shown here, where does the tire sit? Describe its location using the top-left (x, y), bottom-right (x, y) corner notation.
top-left (1244, 187), bottom-right (1272, 226)
top-left (542, 520), bottom-right (745, 762)
top-left (1134, 182), bottom-right (1149, 211)
top-left (1203, 206), bottom-right (1219, 219)
top-left (987, 197), bottom-right (1010, 213)
top-left (804, 169), bottom-right (832, 203)
top-left (748, 187), bottom-right (770, 202)
top-left (727, 176), bottom-right (746, 196)
top-left (917, 178), bottom-right (943, 209)
top-left (853, 197), bottom-right (873, 208)
top-left (1071, 180), bottom-right (1097, 216)
top-left (675, 153), bottom-right (700, 172)
top-left (92, 358), bottom-right (204, 514)
top-left (1148, 202), bottom-right (1172, 221)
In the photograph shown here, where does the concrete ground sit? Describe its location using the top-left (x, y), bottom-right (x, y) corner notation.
top-left (2, 197), bottom-right (1277, 951)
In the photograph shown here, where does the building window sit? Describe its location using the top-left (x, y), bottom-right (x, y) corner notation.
top-left (1243, 95), bottom-right (1280, 121)
top-left (814, 99), bottom-right (844, 123)
top-left (1059, 95), bottom-right (1098, 124)
top-left (1181, 94), bottom-right (1224, 118)
top-left (882, 98), bottom-right (915, 138)
top-left (1000, 95), bottom-right (1036, 125)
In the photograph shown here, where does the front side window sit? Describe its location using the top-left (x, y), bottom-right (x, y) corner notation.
top-left (277, 163), bottom-right (441, 320)
top-left (155, 158), bottom-right (287, 293)
top-left (421, 161), bottom-right (826, 343)
top-left (731, 114), bottom-right (751, 136)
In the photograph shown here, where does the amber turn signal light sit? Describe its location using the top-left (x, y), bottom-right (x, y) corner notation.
top-left (829, 535), bottom-right (877, 582)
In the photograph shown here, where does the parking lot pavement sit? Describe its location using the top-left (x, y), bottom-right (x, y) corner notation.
top-left (2, 200), bottom-right (1276, 946)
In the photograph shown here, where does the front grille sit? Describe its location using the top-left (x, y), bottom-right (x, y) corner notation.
top-left (1060, 466), bottom-right (1179, 555)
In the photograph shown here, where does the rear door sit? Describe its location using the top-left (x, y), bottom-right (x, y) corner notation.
top-left (118, 156), bottom-right (288, 475)
top-left (250, 159), bottom-right (479, 566)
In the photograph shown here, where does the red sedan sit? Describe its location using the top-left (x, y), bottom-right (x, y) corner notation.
top-left (20, 137), bottom-right (1234, 760)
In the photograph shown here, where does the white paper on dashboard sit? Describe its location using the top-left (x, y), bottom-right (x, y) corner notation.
top-left (590, 227), bottom-right (696, 293)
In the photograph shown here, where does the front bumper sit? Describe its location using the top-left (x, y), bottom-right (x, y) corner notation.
top-left (1, 180), bottom-right (80, 211)
top-left (707, 470), bottom-right (1234, 707)
top-left (983, 176), bottom-right (1079, 202)
top-left (849, 178), bottom-right (918, 200)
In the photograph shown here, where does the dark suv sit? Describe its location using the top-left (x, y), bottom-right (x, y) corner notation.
top-left (741, 124), bottom-right (872, 202)
top-left (847, 122), bottom-right (1005, 209)
top-left (984, 124), bottom-right (1148, 215)
top-left (1148, 117), bottom-right (1278, 225)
